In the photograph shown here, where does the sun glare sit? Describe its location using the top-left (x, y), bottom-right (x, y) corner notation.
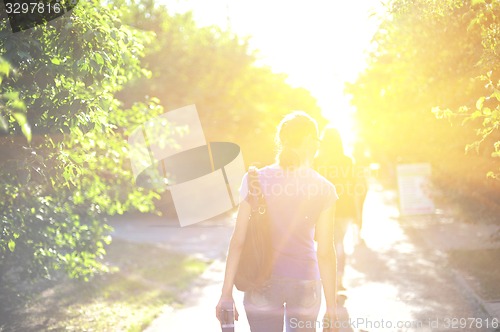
top-left (159, 0), bottom-right (383, 155)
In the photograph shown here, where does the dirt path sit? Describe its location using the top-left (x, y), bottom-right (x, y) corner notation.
top-left (342, 185), bottom-right (494, 332)
top-left (111, 184), bottom-right (497, 332)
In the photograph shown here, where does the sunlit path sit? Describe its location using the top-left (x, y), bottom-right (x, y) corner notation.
top-left (342, 182), bottom-right (493, 332)
top-left (342, 185), bottom-right (419, 331)
top-left (140, 181), bottom-right (495, 332)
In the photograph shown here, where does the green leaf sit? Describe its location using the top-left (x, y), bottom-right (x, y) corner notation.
top-left (103, 235), bottom-right (112, 245)
top-left (493, 89), bottom-right (500, 102)
top-left (95, 53), bottom-right (104, 65)
top-left (471, 110), bottom-right (482, 119)
top-left (51, 58), bottom-right (61, 65)
top-left (476, 96), bottom-right (485, 110)
top-left (8, 240), bottom-right (15, 252)
top-left (21, 122), bottom-right (32, 143)
top-left (0, 114), bottom-right (8, 132)
top-left (12, 111), bottom-right (26, 126)
top-left (3, 91), bottom-right (20, 100)
top-left (12, 112), bottom-right (32, 142)
top-left (0, 60), bottom-right (10, 76)
top-left (9, 99), bottom-right (26, 111)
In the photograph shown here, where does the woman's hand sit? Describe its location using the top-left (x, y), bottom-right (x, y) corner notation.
top-left (216, 202), bottom-right (250, 326)
top-left (322, 307), bottom-right (338, 332)
top-left (215, 295), bottom-right (239, 323)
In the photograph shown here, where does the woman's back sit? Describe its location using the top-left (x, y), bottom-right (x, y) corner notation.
top-left (240, 164), bottom-right (336, 280)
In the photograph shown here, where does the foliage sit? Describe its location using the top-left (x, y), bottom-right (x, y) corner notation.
top-left (0, 57), bottom-right (30, 140)
top-left (432, 0), bottom-right (500, 180)
top-left (0, 239), bottom-right (208, 332)
top-left (346, 0), bottom-right (500, 192)
top-left (1, 0), bottom-right (324, 293)
top-left (113, 0), bottom-right (324, 165)
top-left (0, 0), bottom-right (162, 287)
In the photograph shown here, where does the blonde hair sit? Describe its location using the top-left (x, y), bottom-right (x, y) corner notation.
top-left (275, 111), bottom-right (319, 168)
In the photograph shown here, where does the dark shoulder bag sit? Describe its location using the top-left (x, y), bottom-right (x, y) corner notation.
top-left (233, 166), bottom-right (273, 292)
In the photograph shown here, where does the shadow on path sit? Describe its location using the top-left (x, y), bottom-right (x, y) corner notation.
top-left (121, 184), bottom-right (495, 331)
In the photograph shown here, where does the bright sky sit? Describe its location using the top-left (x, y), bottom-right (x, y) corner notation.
top-left (158, 0), bottom-right (384, 153)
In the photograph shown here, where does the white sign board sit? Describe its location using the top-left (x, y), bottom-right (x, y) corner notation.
top-left (396, 163), bottom-right (435, 215)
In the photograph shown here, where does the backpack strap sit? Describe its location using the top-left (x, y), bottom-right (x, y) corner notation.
top-left (247, 166), bottom-right (266, 214)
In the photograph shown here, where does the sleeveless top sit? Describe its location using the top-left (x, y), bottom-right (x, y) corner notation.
top-left (239, 164), bottom-right (337, 280)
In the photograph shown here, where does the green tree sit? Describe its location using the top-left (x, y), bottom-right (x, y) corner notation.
top-left (432, 0), bottom-right (500, 180)
top-left (0, 56), bottom-right (30, 140)
top-left (114, 0), bottom-right (324, 165)
top-left (1, 0), bottom-right (325, 296)
top-left (347, 0), bottom-right (500, 195)
top-left (0, 0), bottom-right (162, 291)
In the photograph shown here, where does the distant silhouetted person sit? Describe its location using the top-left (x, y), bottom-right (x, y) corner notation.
top-left (352, 139), bottom-right (369, 244)
top-left (315, 127), bottom-right (365, 291)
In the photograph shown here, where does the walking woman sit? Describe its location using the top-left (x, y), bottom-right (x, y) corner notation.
top-left (315, 127), bottom-right (362, 292)
top-left (216, 111), bottom-right (338, 331)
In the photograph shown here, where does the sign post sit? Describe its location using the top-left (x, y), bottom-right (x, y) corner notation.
top-left (396, 163), bottom-right (435, 215)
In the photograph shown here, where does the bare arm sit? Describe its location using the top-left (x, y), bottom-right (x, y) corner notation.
top-left (216, 200), bottom-right (251, 322)
top-left (316, 204), bottom-right (337, 320)
top-left (221, 200), bottom-right (251, 296)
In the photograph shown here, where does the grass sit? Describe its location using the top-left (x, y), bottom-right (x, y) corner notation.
top-left (448, 248), bottom-right (500, 301)
top-left (1, 239), bottom-right (209, 332)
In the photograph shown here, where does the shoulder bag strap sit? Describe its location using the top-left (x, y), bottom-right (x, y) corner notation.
top-left (247, 166), bottom-right (266, 214)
